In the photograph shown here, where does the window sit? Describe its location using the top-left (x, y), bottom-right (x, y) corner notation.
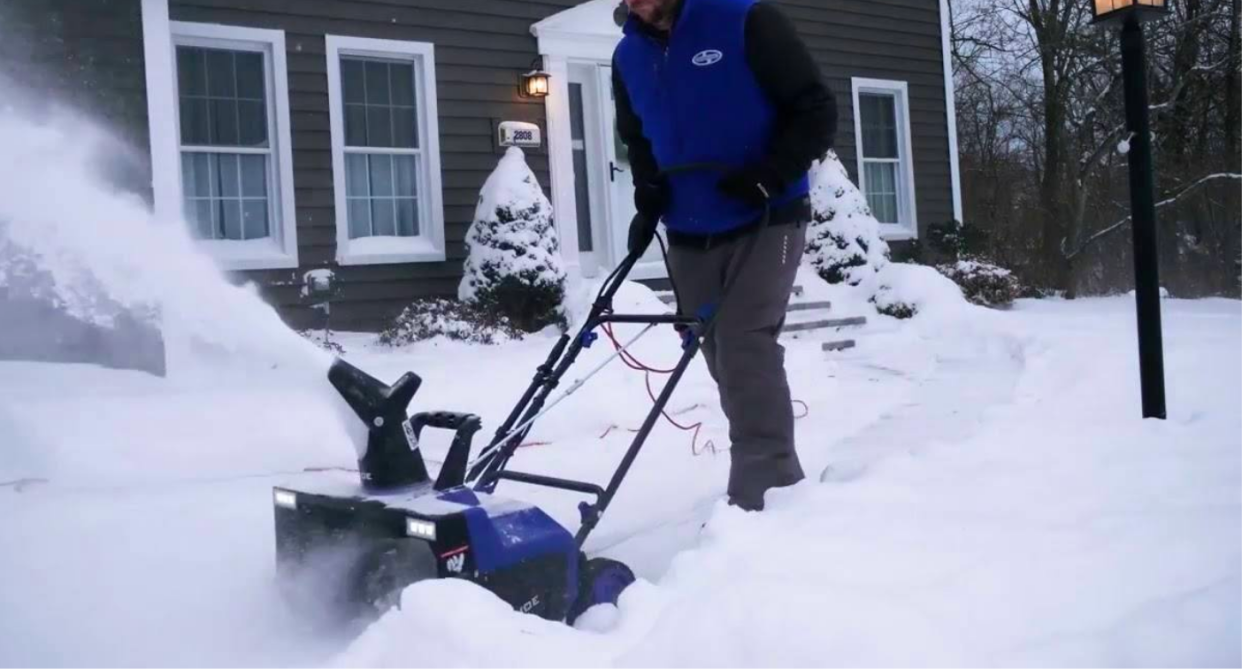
top-left (169, 22), bottom-right (298, 269)
top-left (851, 78), bottom-right (918, 238)
top-left (327, 36), bottom-right (445, 265)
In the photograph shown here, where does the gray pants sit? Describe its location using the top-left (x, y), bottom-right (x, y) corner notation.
top-left (666, 222), bottom-right (806, 509)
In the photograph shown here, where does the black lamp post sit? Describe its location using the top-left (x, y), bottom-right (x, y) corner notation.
top-left (1093, 0), bottom-right (1169, 420)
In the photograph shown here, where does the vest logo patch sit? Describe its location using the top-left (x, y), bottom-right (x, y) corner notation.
top-left (691, 49), bottom-right (723, 67)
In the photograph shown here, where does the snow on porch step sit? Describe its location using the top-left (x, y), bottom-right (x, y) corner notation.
top-left (783, 315), bottom-right (867, 334)
top-left (786, 300), bottom-right (832, 313)
top-left (656, 285), bottom-right (804, 305)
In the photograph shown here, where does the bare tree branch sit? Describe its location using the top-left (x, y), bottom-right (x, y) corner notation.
top-left (1063, 173), bottom-right (1242, 259)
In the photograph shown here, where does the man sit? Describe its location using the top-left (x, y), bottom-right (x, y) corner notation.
top-left (612, 0), bottom-right (836, 511)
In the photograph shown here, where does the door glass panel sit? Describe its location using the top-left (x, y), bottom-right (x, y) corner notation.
top-left (569, 82), bottom-right (593, 253)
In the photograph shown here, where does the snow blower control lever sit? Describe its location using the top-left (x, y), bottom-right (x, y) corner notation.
top-left (273, 162), bottom-right (767, 627)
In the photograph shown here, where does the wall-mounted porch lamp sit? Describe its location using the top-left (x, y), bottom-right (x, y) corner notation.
top-left (519, 57), bottom-right (551, 99)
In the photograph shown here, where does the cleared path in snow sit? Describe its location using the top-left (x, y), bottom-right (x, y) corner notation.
top-left (599, 317), bottom-right (1027, 581)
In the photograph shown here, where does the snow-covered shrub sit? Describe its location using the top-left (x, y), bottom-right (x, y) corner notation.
top-left (935, 259), bottom-right (1023, 308)
top-left (923, 219), bottom-right (1022, 308)
top-left (377, 298), bottom-right (519, 347)
top-left (803, 150), bottom-right (890, 285)
top-left (871, 263), bottom-right (967, 320)
top-left (459, 147), bottom-right (567, 333)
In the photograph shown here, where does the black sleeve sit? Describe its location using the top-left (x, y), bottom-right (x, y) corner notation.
top-left (745, 2), bottom-right (838, 186)
top-left (611, 56), bottom-right (662, 188)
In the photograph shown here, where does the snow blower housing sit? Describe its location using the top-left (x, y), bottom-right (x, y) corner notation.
top-left (273, 251), bottom-right (703, 626)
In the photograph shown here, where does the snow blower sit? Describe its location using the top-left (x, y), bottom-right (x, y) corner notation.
top-left (271, 249), bottom-right (709, 626)
top-left (272, 164), bottom-right (770, 627)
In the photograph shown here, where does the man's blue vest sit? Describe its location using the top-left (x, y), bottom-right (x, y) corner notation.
top-left (614, 0), bottom-right (810, 236)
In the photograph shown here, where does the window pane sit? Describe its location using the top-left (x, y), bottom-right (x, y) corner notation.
top-left (176, 47), bottom-right (207, 96)
top-left (366, 106), bottom-right (393, 147)
top-left (396, 198), bottom-right (418, 237)
top-left (345, 153), bottom-right (369, 197)
top-left (240, 155), bottom-right (267, 197)
top-left (195, 200), bottom-right (216, 239)
top-left (221, 200), bottom-right (243, 239)
top-left (218, 154), bottom-right (241, 198)
top-left (371, 198), bottom-right (396, 236)
top-left (242, 200), bottom-right (269, 239)
top-left (393, 155), bottom-right (416, 197)
top-left (568, 83), bottom-right (586, 141)
top-left (205, 49), bottom-right (237, 98)
top-left (210, 99), bottom-right (240, 145)
top-left (369, 154), bottom-right (394, 197)
top-left (182, 152), bottom-right (206, 197)
top-left (237, 100), bottom-right (268, 147)
top-left (389, 62), bottom-right (415, 106)
top-left (344, 104), bottom-right (367, 147)
top-left (348, 198), bottom-right (372, 238)
top-left (864, 162), bottom-right (899, 224)
top-left (234, 52), bottom-right (264, 100)
top-left (179, 98), bottom-right (210, 145)
top-left (392, 108), bottom-right (417, 148)
top-left (365, 61), bottom-right (391, 105)
top-left (342, 59), bottom-right (366, 104)
top-left (860, 93), bottom-right (899, 159)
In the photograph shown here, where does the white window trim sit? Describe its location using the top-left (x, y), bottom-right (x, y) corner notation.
top-left (852, 77), bottom-right (919, 240)
top-left (152, 21), bottom-right (299, 271)
top-left (325, 35), bottom-right (446, 266)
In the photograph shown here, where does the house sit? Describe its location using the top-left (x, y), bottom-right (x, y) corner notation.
top-left (0, 0), bottom-right (961, 332)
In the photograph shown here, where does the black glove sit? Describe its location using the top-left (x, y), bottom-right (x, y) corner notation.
top-left (627, 212), bottom-right (658, 256)
top-left (717, 164), bottom-right (784, 207)
top-left (634, 176), bottom-right (670, 221)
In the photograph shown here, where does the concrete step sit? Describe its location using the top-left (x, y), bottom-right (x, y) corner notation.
top-left (786, 300), bottom-right (832, 313)
top-left (783, 315), bottom-right (867, 334)
top-left (822, 339), bottom-right (857, 352)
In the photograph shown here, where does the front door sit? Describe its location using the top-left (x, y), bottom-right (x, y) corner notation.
top-left (598, 64), bottom-right (665, 280)
top-left (566, 63), bottom-right (666, 281)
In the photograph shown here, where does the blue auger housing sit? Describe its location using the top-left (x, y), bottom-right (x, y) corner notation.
top-left (273, 358), bottom-right (623, 627)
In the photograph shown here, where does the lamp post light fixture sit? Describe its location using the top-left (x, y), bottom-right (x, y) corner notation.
top-left (1093, 0), bottom-right (1169, 420)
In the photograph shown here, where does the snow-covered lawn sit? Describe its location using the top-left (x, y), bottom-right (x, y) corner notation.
top-left (2, 280), bottom-right (1238, 667)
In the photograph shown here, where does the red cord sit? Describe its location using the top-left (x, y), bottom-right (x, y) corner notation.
top-left (601, 322), bottom-right (718, 455)
top-left (598, 321), bottom-right (810, 457)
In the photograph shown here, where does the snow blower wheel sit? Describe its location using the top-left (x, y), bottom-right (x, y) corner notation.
top-left (567, 557), bottom-right (636, 625)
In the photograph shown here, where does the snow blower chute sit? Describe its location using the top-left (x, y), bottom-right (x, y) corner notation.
top-left (272, 250), bottom-right (707, 626)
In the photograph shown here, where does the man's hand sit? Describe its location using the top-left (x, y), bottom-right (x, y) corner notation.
top-left (634, 176), bottom-right (669, 220)
top-left (717, 164), bottom-right (783, 207)
top-left (627, 211), bottom-right (659, 256)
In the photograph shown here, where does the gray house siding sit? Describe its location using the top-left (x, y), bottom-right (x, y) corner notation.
top-left (785, 0), bottom-right (955, 238)
top-left (0, 0), bottom-right (152, 197)
top-left (167, 0), bottom-right (580, 331)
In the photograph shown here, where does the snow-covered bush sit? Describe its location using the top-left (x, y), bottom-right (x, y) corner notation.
top-left (871, 263), bottom-right (967, 320)
top-left (459, 147), bottom-right (567, 333)
top-left (803, 150), bottom-right (890, 285)
top-left (377, 298), bottom-right (520, 347)
top-left (935, 259), bottom-right (1023, 308)
top-left (924, 220), bottom-right (1022, 308)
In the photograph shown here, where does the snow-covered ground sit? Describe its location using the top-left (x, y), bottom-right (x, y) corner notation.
top-left (2, 105), bottom-right (1238, 667)
top-left (2, 282), bottom-right (1239, 667)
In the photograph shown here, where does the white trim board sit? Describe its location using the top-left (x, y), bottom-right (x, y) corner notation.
top-left (141, 0), bottom-right (179, 226)
top-left (324, 35), bottom-right (447, 266)
top-left (939, 0), bottom-right (964, 223)
top-left (851, 77), bottom-right (919, 240)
